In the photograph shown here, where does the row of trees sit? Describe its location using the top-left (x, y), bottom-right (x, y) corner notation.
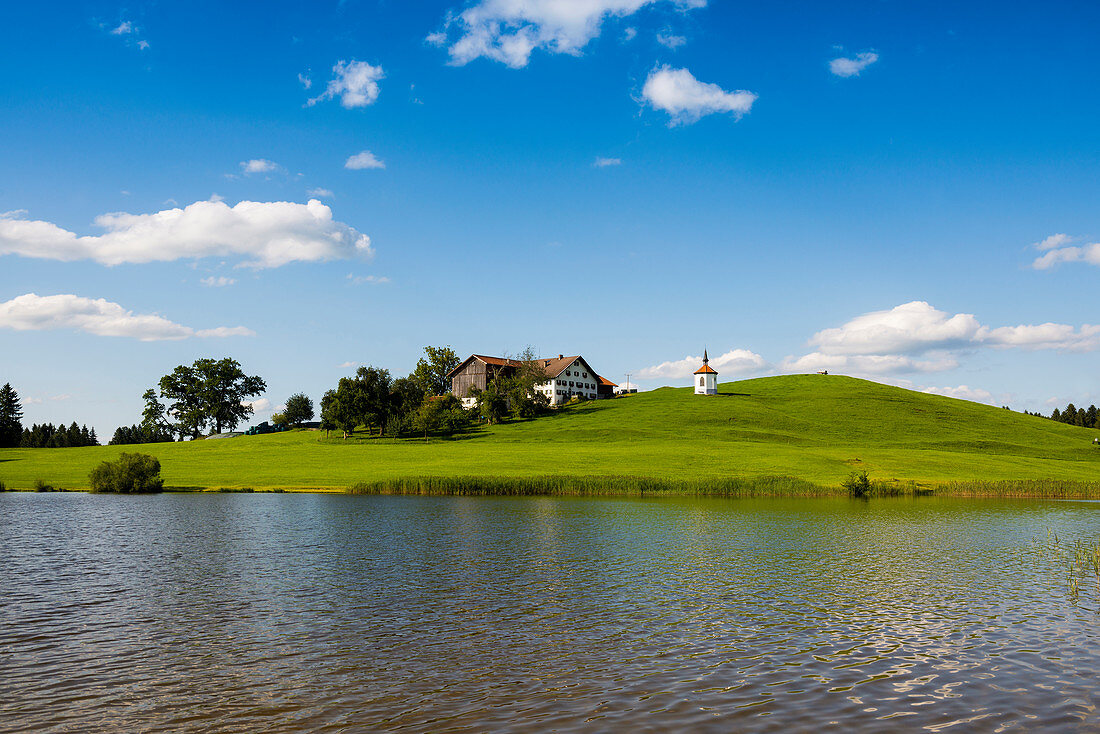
top-left (319, 346), bottom-right (556, 439)
top-left (135, 358), bottom-right (266, 440)
top-left (320, 346), bottom-right (467, 438)
top-left (1048, 403), bottom-right (1099, 429)
top-left (20, 422), bottom-right (99, 448)
top-left (109, 424), bottom-right (175, 446)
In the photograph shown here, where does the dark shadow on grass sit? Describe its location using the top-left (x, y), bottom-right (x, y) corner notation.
top-left (715, 392), bottom-right (752, 397)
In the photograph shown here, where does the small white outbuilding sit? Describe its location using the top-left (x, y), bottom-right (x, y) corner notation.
top-left (694, 350), bottom-right (718, 395)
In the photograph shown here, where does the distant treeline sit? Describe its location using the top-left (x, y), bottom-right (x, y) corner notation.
top-left (109, 424), bottom-right (175, 446)
top-left (1025, 402), bottom-right (1099, 429)
top-left (20, 422), bottom-right (99, 448)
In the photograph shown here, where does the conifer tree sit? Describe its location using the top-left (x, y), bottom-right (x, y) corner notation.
top-left (0, 383), bottom-right (23, 448)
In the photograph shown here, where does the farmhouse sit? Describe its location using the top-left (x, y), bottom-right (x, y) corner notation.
top-left (447, 354), bottom-right (614, 408)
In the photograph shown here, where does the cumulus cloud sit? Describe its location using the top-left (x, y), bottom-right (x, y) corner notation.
top-left (641, 65), bottom-right (757, 125)
top-left (298, 72), bottom-right (312, 90)
top-left (307, 187), bottom-right (334, 198)
top-left (780, 352), bottom-right (958, 376)
top-left (434, 0), bottom-right (705, 68)
top-left (345, 150), bottom-right (385, 170)
top-left (656, 31), bottom-right (686, 49)
top-left (200, 276), bottom-right (236, 287)
top-left (240, 159), bottom-right (280, 174)
top-left (782, 301), bottom-right (1100, 377)
top-left (921, 384), bottom-right (996, 405)
top-left (1030, 233), bottom-right (1100, 270)
top-left (0, 293), bottom-right (254, 341)
top-left (808, 301), bottom-right (981, 356)
top-left (0, 199), bottom-right (373, 269)
top-left (308, 60), bottom-right (384, 108)
top-left (637, 348), bottom-right (767, 379)
top-left (982, 323), bottom-right (1100, 351)
top-left (593, 156), bottom-right (621, 167)
top-left (243, 398), bottom-right (271, 414)
top-left (829, 51), bottom-right (878, 78)
top-left (110, 21), bottom-right (132, 35)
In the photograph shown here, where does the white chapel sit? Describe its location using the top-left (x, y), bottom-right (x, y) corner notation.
top-left (694, 350), bottom-right (718, 395)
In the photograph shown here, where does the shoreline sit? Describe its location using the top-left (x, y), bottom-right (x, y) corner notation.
top-left (4, 475), bottom-right (1100, 498)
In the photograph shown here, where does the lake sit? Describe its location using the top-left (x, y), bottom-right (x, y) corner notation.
top-left (1, 493), bottom-right (1098, 732)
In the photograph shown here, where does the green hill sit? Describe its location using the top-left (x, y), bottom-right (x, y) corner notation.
top-left (2, 375), bottom-right (1098, 493)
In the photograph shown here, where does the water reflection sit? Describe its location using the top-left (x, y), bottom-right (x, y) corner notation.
top-left (1, 494), bottom-right (1098, 732)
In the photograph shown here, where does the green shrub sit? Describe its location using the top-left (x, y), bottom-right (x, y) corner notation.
top-left (0, 480), bottom-right (6, 492)
top-left (89, 452), bottom-right (164, 494)
top-left (34, 479), bottom-right (58, 492)
top-left (842, 470), bottom-right (872, 497)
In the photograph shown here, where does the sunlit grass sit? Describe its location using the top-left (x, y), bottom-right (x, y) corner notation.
top-left (1, 375), bottom-right (1098, 494)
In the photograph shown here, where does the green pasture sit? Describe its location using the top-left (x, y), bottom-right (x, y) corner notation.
top-left (2, 375), bottom-right (1098, 494)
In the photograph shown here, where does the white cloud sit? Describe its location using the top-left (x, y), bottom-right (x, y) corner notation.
top-left (593, 156), bottom-right (621, 167)
top-left (0, 293), bottom-right (254, 341)
top-left (241, 159), bottom-right (279, 174)
top-left (1035, 233), bottom-right (1073, 250)
top-left (426, 31), bottom-right (447, 46)
top-left (200, 276), bottom-right (236, 288)
top-left (622, 26), bottom-right (638, 41)
top-left (137, 40), bottom-right (149, 50)
top-left (1030, 233), bottom-right (1100, 270)
top-left (809, 301), bottom-right (982, 356)
top-left (243, 398), bottom-right (271, 413)
top-left (345, 150), bottom-right (385, 170)
top-left (110, 21), bottom-right (132, 35)
top-left (982, 323), bottom-right (1100, 351)
top-left (782, 300), bottom-right (1100, 378)
top-left (656, 31), bottom-right (686, 49)
top-left (435, 0), bottom-right (705, 68)
top-left (338, 361), bottom-right (360, 369)
top-left (308, 60), bottom-right (384, 108)
top-left (641, 65), bottom-right (757, 125)
top-left (637, 348), bottom-right (767, 379)
top-left (347, 273), bottom-right (390, 285)
top-left (829, 51), bottom-right (879, 78)
top-left (0, 199), bottom-right (373, 268)
top-left (780, 352), bottom-right (958, 376)
top-left (921, 384), bottom-right (995, 405)
top-left (307, 187), bottom-right (334, 198)
top-left (298, 72), bottom-right (312, 90)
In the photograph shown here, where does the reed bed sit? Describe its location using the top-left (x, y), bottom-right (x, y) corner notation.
top-left (935, 478), bottom-right (1100, 498)
top-left (350, 475), bottom-right (837, 497)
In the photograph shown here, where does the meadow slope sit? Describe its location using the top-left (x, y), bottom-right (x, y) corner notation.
top-left (1, 375), bottom-right (1098, 493)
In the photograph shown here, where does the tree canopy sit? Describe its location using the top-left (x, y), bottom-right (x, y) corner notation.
top-left (283, 393), bottom-right (314, 427)
top-left (412, 345), bottom-right (460, 396)
top-left (157, 358), bottom-right (266, 437)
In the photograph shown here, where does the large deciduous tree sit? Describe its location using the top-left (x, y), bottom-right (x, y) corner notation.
top-left (283, 393), bottom-right (314, 427)
top-left (0, 383), bottom-right (23, 448)
top-left (158, 358), bottom-right (266, 437)
top-left (412, 345), bottom-right (460, 396)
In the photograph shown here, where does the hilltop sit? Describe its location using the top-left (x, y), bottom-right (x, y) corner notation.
top-left (1, 375), bottom-right (1098, 493)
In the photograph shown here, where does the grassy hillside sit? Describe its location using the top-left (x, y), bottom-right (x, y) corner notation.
top-left (2, 375), bottom-right (1098, 493)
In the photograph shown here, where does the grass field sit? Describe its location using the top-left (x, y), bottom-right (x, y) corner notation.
top-left (2, 375), bottom-right (1098, 495)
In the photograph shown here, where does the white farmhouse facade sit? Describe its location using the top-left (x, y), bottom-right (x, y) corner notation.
top-left (447, 354), bottom-right (613, 408)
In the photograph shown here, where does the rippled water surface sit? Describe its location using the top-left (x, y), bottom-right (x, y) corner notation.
top-left (2, 493), bottom-right (1100, 732)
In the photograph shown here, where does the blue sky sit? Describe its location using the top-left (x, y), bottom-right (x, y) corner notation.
top-left (2, 0), bottom-right (1098, 435)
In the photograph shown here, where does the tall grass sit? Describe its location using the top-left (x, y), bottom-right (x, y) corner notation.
top-left (350, 475), bottom-right (835, 497)
top-left (936, 479), bottom-right (1100, 498)
top-left (347, 475), bottom-right (1100, 498)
